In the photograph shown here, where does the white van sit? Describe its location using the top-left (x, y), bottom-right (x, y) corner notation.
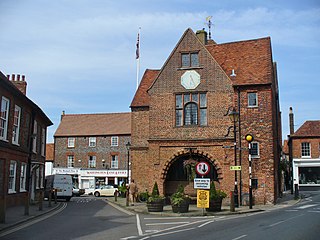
top-left (44, 174), bottom-right (73, 201)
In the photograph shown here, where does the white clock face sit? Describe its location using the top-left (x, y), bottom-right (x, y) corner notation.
top-left (181, 70), bottom-right (200, 89)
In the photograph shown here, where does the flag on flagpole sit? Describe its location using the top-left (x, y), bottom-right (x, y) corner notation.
top-left (136, 32), bottom-right (140, 59)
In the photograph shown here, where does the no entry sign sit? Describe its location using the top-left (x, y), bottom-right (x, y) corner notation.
top-left (195, 162), bottom-right (210, 176)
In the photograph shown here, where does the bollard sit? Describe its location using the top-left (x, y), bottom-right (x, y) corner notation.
top-left (48, 190), bottom-right (52, 207)
top-left (230, 191), bottom-right (235, 212)
top-left (114, 190), bottom-right (118, 202)
top-left (54, 189), bottom-right (57, 204)
top-left (294, 184), bottom-right (299, 199)
top-left (39, 190), bottom-right (43, 211)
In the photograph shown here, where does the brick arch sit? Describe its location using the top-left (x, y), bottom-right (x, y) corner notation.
top-left (160, 149), bottom-right (224, 181)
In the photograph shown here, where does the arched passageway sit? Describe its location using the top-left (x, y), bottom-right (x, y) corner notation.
top-left (162, 151), bottom-right (222, 199)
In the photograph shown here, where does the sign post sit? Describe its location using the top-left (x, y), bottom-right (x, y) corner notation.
top-left (195, 162), bottom-right (211, 215)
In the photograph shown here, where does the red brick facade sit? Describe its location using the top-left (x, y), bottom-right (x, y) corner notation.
top-left (0, 71), bottom-right (52, 214)
top-left (130, 29), bottom-right (281, 205)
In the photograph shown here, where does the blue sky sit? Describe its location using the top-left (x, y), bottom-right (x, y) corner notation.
top-left (1, 0), bottom-right (319, 142)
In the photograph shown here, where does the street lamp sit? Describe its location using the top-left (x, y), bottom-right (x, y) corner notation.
top-left (229, 107), bottom-right (239, 208)
top-left (125, 142), bottom-right (131, 207)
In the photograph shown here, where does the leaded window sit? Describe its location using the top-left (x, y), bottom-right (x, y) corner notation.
top-left (175, 93), bottom-right (207, 127)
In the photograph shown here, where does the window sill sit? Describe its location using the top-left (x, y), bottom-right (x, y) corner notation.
top-left (12, 142), bottom-right (20, 146)
top-left (8, 190), bottom-right (16, 194)
top-left (247, 106), bottom-right (258, 108)
top-left (177, 66), bottom-right (203, 71)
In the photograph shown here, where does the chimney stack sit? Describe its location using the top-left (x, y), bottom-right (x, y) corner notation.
top-left (289, 107), bottom-right (294, 135)
top-left (7, 73), bottom-right (27, 95)
top-left (61, 110), bottom-right (65, 121)
top-left (196, 29), bottom-right (208, 45)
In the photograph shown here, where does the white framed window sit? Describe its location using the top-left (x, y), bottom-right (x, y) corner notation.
top-left (111, 136), bottom-right (118, 146)
top-left (20, 163), bottom-right (27, 191)
top-left (251, 142), bottom-right (260, 158)
top-left (12, 105), bottom-right (21, 145)
top-left (41, 128), bottom-right (45, 157)
top-left (0, 96), bottom-right (10, 141)
top-left (89, 137), bottom-right (96, 147)
top-left (67, 155), bottom-right (75, 168)
top-left (248, 92), bottom-right (258, 107)
top-left (32, 120), bottom-right (37, 153)
top-left (8, 161), bottom-right (17, 193)
top-left (68, 137), bottom-right (75, 148)
top-left (88, 156), bottom-right (96, 168)
top-left (36, 167), bottom-right (40, 189)
top-left (301, 142), bottom-right (311, 158)
top-left (111, 155), bottom-right (118, 169)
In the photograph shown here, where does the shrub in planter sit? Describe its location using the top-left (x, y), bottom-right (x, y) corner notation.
top-left (147, 182), bottom-right (165, 212)
top-left (170, 184), bottom-right (190, 213)
top-left (206, 181), bottom-right (227, 212)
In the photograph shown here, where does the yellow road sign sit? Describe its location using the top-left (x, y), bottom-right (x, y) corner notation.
top-left (197, 189), bottom-right (209, 208)
top-left (230, 166), bottom-right (241, 171)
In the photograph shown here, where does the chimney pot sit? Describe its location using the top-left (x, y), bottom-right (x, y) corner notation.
top-left (12, 74), bottom-right (15, 81)
top-left (22, 75), bottom-right (25, 81)
top-left (6, 75), bottom-right (10, 80)
top-left (17, 74), bottom-right (20, 81)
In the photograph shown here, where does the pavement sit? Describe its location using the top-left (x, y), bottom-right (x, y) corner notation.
top-left (0, 191), bottom-right (301, 234)
top-left (0, 201), bottom-right (64, 234)
top-left (106, 190), bottom-right (301, 217)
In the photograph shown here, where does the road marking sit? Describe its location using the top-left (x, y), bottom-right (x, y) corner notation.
top-left (308, 211), bottom-right (320, 213)
top-left (285, 209), bottom-right (298, 212)
top-left (146, 222), bottom-right (189, 226)
top-left (136, 214), bottom-right (143, 236)
top-left (269, 220), bottom-right (285, 227)
top-left (198, 220), bottom-right (215, 228)
top-left (296, 204), bottom-right (317, 209)
top-left (232, 235), bottom-right (247, 240)
top-left (146, 227), bottom-right (195, 238)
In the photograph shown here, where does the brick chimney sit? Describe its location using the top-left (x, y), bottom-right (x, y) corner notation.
top-left (289, 107), bottom-right (294, 135)
top-left (7, 74), bottom-right (27, 95)
top-left (196, 29), bottom-right (208, 45)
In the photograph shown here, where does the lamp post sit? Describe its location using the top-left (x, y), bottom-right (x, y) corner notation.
top-left (126, 142), bottom-right (131, 207)
top-left (245, 134), bottom-right (254, 209)
top-left (229, 108), bottom-right (239, 208)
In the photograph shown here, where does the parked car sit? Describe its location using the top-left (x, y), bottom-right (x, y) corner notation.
top-left (72, 187), bottom-right (85, 196)
top-left (93, 185), bottom-right (118, 197)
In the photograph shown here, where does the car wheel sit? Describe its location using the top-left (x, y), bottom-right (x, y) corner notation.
top-left (94, 191), bottom-right (100, 197)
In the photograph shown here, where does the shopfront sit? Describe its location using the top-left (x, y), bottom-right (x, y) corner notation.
top-left (293, 158), bottom-right (320, 190)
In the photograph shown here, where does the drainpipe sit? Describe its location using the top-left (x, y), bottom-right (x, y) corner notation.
top-left (237, 87), bottom-right (242, 206)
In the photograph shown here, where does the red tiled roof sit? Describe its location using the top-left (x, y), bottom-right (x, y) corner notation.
top-left (130, 29), bottom-right (274, 108)
top-left (46, 143), bottom-right (54, 161)
top-left (206, 37), bottom-right (273, 86)
top-left (54, 112), bottom-right (131, 137)
top-left (293, 121), bottom-right (320, 137)
top-left (130, 69), bottom-right (159, 107)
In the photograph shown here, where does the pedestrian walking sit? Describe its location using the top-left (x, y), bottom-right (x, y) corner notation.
top-left (129, 179), bottom-right (137, 205)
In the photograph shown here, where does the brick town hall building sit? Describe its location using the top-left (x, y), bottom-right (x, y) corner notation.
top-left (130, 28), bottom-right (282, 205)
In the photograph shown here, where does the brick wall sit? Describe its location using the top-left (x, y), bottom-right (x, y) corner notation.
top-left (54, 135), bottom-right (131, 169)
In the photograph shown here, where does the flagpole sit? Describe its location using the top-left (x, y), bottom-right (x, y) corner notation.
top-left (136, 27), bottom-right (141, 90)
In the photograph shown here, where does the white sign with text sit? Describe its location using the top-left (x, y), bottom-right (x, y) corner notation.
top-left (194, 178), bottom-right (210, 189)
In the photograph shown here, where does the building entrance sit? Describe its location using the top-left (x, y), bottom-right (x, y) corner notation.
top-left (163, 152), bottom-right (219, 200)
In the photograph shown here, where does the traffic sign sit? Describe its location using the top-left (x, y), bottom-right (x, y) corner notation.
top-left (230, 166), bottom-right (242, 171)
top-left (195, 162), bottom-right (210, 176)
top-left (197, 189), bottom-right (209, 208)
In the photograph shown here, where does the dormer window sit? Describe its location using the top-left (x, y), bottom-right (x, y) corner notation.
top-left (181, 52), bottom-right (199, 68)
